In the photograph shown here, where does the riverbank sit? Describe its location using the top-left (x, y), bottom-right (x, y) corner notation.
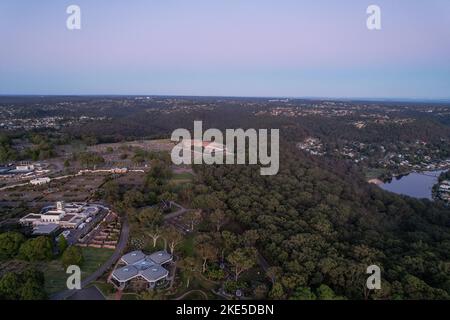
top-left (366, 159), bottom-right (450, 185)
top-left (377, 170), bottom-right (447, 200)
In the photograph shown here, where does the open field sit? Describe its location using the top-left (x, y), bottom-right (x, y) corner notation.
top-left (113, 172), bottom-right (147, 187)
top-left (80, 247), bottom-right (115, 275)
top-left (42, 174), bottom-right (106, 202)
top-left (86, 139), bottom-right (174, 168)
top-left (88, 139), bottom-right (174, 154)
top-left (0, 173), bottom-right (105, 212)
top-left (169, 172), bottom-right (194, 186)
top-left (0, 184), bottom-right (44, 202)
top-left (43, 247), bottom-right (114, 294)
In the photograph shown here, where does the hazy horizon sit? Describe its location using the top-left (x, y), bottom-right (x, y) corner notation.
top-left (2, 94), bottom-right (450, 105)
top-left (1, 0), bottom-right (450, 99)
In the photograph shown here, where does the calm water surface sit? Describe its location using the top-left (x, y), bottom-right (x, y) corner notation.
top-left (380, 170), bottom-right (445, 200)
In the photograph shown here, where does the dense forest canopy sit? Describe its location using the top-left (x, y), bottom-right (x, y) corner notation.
top-left (192, 144), bottom-right (450, 299)
top-left (1, 96), bottom-right (450, 299)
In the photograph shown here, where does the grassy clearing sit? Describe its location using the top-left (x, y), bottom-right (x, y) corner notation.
top-left (179, 234), bottom-right (195, 257)
top-left (80, 247), bottom-right (114, 276)
top-left (173, 270), bottom-right (219, 300)
top-left (121, 293), bottom-right (140, 300)
top-left (180, 290), bottom-right (208, 300)
top-left (43, 260), bottom-right (67, 294)
top-left (43, 247), bottom-right (114, 295)
top-left (90, 281), bottom-right (116, 298)
top-left (170, 172), bottom-right (194, 185)
top-left (172, 172), bottom-right (194, 180)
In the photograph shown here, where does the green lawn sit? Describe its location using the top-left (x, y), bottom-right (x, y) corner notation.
top-left (43, 260), bottom-right (69, 294)
top-left (43, 247), bottom-right (114, 295)
top-left (170, 172), bottom-right (194, 185)
top-left (180, 290), bottom-right (208, 300)
top-left (121, 293), bottom-right (140, 300)
top-left (171, 270), bottom-right (219, 300)
top-left (80, 247), bottom-right (114, 276)
top-left (172, 172), bottom-right (194, 180)
top-left (90, 281), bottom-right (116, 298)
top-left (179, 235), bottom-right (195, 257)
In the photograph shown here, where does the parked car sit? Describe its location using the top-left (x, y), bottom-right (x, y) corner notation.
top-left (61, 230), bottom-right (71, 238)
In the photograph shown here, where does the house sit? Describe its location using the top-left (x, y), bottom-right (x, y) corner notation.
top-left (110, 250), bottom-right (172, 290)
top-left (30, 177), bottom-right (51, 185)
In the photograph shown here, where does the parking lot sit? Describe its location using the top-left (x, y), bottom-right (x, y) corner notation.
top-left (65, 207), bottom-right (108, 245)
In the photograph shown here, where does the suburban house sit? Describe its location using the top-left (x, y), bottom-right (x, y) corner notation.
top-left (110, 250), bottom-right (172, 290)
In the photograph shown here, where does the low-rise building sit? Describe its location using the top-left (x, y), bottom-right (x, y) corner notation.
top-left (32, 223), bottom-right (60, 236)
top-left (110, 250), bottom-right (172, 290)
top-left (19, 201), bottom-right (101, 234)
top-left (30, 177), bottom-right (51, 185)
top-left (15, 164), bottom-right (35, 172)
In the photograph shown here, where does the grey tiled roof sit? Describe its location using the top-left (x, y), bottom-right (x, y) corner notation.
top-left (134, 257), bottom-right (155, 270)
top-left (112, 265), bottom-right (139, 282)
top-left (32, 223), bottom-right (59, 235)
top-left (148, 251), bottom-right (173, 265)
top-left (121, 250), bottom-right (146, 265)
top-left (141, 265), bottom-right (169, 282)
top-left (113, 250), bottom-right (172, 285)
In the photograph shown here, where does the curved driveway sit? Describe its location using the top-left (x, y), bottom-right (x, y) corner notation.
top-left (51, 215), bottom-right (129, 300)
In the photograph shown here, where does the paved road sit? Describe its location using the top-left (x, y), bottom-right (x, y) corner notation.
top-left (164, 201), bottom-right (189, 220)
top-left (51, 201), bottom-right (186, 300)
top-left (0, 182), bottom-right (28, 191)
top-left (50, 215), bottom-right (129, 300)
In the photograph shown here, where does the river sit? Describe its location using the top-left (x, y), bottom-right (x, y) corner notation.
top-left (380, 170), bottom-right (446, 200)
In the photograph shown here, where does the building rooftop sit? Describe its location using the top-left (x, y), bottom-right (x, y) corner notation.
top-left (112, 265), bottom-right (139, 282)
top-left (121, 250), bottom-right (146, 265)
top-left (61, 214), bottom-right (76, 222)
top-left (134, 258), bottom-right (155, 270)
top-left (141, 265), bottom-right (169, 282)
top-left (44, 210), bottom-right (65, 216)
top-left (113, 250), bottom-right (172, 285)
top-left (21, 213), bottom-right (42, 220)
top-left (148, 251), bottom-right (173, 265)
top-left (32, 223), bottom-right (59, 235)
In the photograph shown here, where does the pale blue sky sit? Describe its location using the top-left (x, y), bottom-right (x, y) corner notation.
top-left (0, 0), bottom-right (449, 99)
